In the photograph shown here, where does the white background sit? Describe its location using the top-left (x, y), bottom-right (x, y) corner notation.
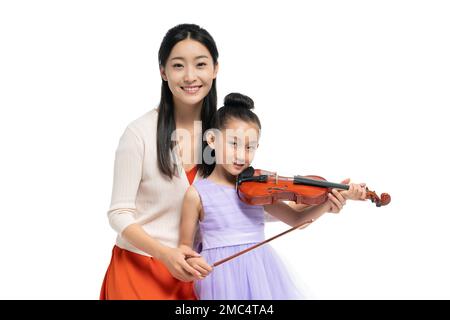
top-left (1, 0), bottom-right (449, 299)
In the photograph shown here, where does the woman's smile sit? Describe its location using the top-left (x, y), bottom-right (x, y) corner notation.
top-left (181, 85), bottom-right (203, 94)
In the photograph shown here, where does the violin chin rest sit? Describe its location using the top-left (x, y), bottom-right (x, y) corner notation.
top-left (240, 166), bottom-right (255, 179)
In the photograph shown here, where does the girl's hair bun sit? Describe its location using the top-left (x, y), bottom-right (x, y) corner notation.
top-left (223, 93), bottom-right (254, 110)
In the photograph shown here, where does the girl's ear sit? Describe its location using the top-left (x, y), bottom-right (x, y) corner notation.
top-left (160, 66), bottom-right (168, 81)
top-left (213, 62), bottom-right (219, 79)
top-left (206, 130), bottom-right (216, 149)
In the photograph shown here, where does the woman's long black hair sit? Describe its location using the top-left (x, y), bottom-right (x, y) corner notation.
top-left (157, 24), bottom-right (219, 179)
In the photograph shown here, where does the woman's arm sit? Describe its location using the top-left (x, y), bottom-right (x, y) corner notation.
top-left (108, 127), bottom-right (201, 281)
top-left (122, 224), bottom-right (203, 281)
top-left (122, 224), bottom-right (172, 259)
top-left (107, 127), bottom-right (144, 236)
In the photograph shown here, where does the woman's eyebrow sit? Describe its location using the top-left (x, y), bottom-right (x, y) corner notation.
top-left (170, 55), bottom-right (209, 61)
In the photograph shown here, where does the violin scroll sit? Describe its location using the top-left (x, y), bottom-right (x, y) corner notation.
top-left (365, 189), bottom-right (391, 207)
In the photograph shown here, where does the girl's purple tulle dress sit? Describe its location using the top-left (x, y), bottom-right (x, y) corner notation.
top-left (192, 178), bottom-right (304, 300)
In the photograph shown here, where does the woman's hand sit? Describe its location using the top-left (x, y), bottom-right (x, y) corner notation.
top-left (186, 256), bottom-right (213, 279)
top-left (158, 245), bottom-right (203, 282)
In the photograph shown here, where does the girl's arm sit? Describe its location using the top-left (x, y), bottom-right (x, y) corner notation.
top-left (264, 189), bottom-right (345, 227)
top-left (179, 185), bottom-right (202, 249)
top-left (179, 186), bottom-right (213, 277)
top-left (264, 179), bottom-right (364, 227)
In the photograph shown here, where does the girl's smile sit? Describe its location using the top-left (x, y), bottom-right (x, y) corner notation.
top-left (232, 162), bottom-right (245, 172)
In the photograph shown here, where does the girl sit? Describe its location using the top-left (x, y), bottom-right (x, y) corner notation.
top-left (100, 24), bottom-right (219, 299)
top-left (178, 93), bottom-right (366, 299)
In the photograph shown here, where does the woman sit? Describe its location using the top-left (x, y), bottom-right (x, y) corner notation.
top-left (100, 23), bottom-right (219, 299)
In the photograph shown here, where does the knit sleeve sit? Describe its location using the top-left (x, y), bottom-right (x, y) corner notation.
top-left (107, 126), bottom-right (144, 235)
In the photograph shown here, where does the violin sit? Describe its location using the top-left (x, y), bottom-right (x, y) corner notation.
top-left (236, 167), bottom-right (391, 207)
top-left (212, 167), bottom-right (390, 267)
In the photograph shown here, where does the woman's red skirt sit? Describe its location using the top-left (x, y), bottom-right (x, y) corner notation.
top-left (100, 245), bottom-right (197, 300)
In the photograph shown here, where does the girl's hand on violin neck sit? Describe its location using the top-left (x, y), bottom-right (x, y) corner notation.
top-left (160, 245), bottom-right (203, 282)
top-left (326, 188), bottom-right (347, 214)
top-left (339, 179), bottom-right (367, 201)
top-left (326, 178), bottom-right (366, 213)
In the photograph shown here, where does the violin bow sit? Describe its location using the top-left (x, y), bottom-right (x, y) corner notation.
top-left (212, 219), bottom-right (314, 267)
